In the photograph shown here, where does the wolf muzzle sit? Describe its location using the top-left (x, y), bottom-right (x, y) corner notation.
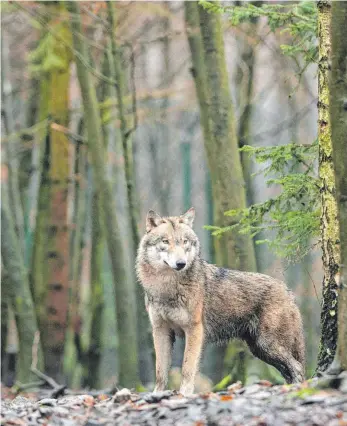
top-left (164, 260), bottom-right (187, 271)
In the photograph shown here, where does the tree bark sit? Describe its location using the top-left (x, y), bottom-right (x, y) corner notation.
top-left (235, 5), bottom-right (261, 208)
top-left (197, 4), bottom-right (257, 272)
top-left (44, 19), bottom-right (71, 381)
top-left (87, 191), bottom-right (104, 389)
top-left (107, 2), bottom-right (154, 385)
top-left (330, 0), bottom-right (347, 371)
top-left (316, 0), bottom-right (340, 373)
top-left (83, 53), bottom-right (107, 390)
top-left (158, 3), bottom-right (172, 216)
top-left (1, 31), bottom-right (25, 256)
top-left (20, 77), bottom-right (39, 213)
top-left (185, 1), bottom-right (257, 383)
top-left (67, 1), bottom-right (139, 387)
top-left (1, 165), bottom-right (43, 382)
top-left (30, 7), bottom-right (72, 380)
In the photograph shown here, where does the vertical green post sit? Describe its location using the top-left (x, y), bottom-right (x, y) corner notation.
top-left (205, 170), bottom-right (215, 263)
top-left (181, 142), bottom-right (192, 211)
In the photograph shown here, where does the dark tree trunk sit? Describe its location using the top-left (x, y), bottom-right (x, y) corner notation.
top-left (330, 0), bottom-right (347, 371)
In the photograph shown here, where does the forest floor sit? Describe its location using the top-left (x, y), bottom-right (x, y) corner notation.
top-left (1, 374), bottom-right (347, 426)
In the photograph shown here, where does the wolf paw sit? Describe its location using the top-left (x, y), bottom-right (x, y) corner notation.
top-left (179, 384), bottom-right (194, 397)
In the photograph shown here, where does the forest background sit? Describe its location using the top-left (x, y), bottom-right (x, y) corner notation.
top-left (1, 0), bottom-right (346, 392)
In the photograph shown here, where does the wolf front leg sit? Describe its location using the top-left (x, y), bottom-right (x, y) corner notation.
top-left (152, 324), bottom-right (173, 392)
top-left (180, 322), bottom-right (204, 396)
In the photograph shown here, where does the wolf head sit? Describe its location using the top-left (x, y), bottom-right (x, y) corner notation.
top-left (138, 207), bottom-right (200, 272)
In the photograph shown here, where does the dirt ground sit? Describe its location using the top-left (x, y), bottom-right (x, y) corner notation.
top-left (2, 375), bottom-right (347, 425)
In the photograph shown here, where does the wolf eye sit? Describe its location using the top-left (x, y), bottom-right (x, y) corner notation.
top-left (162, 239), bottom-right (169, 244)
top-left (184, 239), bottom-right (188, 244)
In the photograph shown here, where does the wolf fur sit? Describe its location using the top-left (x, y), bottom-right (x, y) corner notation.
top-left (136, 208), bottom-right (305, 395)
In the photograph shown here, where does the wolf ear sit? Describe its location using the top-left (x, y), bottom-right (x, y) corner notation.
top-left (146, 210), bottom-right (162, 233)
top-left (180, 207), bottom-right (195, 228)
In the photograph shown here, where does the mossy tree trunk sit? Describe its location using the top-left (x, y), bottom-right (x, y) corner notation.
top-left (30, 6), bottom-right (72, 380)
top-left (197, 4), bottom-right (256, 272)
top-left (85, 53), bottom-right (107, 390)
top-left (44, 19), bottom-right (72, 381)
top-left (185, 2), bottom-right (257, 383)
top-left (235, 4), bottom-right (261, 209)
top-left (1, 161), bottom-right (43, 382)
top-left (316, 0), bottom-right (340, 373)
top-left (330, 0), bottom-right (347, 371)
top-left (67, 1), bottom-right (139, 387)
top-left (107, 2), bottom-right (154, 385)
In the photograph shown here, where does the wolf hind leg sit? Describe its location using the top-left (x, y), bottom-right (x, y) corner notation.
top-left (247, 336), bottom-right (304, 384)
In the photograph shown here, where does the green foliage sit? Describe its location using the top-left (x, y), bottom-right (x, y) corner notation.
top-left (206, 142), bottom-right (320, 260)
top-left (200, 1), bottom-right (317, 67)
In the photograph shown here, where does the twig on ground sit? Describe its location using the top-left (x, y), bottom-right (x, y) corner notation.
top-left (30, 330), bottom-right (67, 398)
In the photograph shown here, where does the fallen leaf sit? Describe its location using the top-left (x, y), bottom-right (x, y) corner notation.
top-left (83, 395), bottom-right (95, 407)
top-left (97, 394), bottom-right (109, 401)
top-left (220, 394), bottom-right (233, 401)
top-left (257, 380), bottom-right (273, 387)
top-left (227, 381), bottom-right (243, 392)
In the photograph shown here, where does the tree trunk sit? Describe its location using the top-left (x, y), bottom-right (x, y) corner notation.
top-left (1, 264), bottom-right (9, 379)
top-left (107, 2), bottom-right (154, 385)
top-left (30, 7), bottom-right (72, 380)
top-left (87, 191), bottom-right (104, 389)
top-left (84, 54), bottom-right (107, 390)
top-left (1, 31), bottom-right (25, 256)
top-left (1, 165), bottom-right (43, 382)
top-left (316, 0), bottom-right (340, 373)
top-left (20, 77), bottom-right (39, 213)
top-left (198, 4), bottom-right (257, 272)
top-left (67, 132), bottom-right (87, 387)
top-left (185, 1), bottom-right (257, 383)
top-left (44, 25), bottom-right (71, 381)
top-left (234, 7), bottom-right (263, 275)
top-left (31, 115), bottom-right (50, 335)
top-left (235, 6), bottom-right (260, 209)
top-left (70, 137), bottom-right (87, 334)
top-left (67, 1), bottom-right (139, 387)
top-left (158, 3), bottom-right (172, 216)
top-left (330, 0), bottom-right (347, 371)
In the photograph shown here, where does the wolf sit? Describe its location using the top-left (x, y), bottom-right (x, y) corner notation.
top-left (136, 208), bottom-right (305, 395)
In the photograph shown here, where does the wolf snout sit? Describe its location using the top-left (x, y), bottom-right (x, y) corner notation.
top-left (175, 260), bottom-right (186, 270)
